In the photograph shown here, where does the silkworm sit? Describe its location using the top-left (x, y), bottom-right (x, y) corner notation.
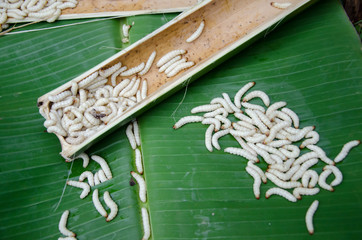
top-left (158, 55), bottom-right (181, 72)
top-left (58, 210), bottom-right (76, 237)
top-left (287, 126), bottom-right (315, 142)
top-left (225, 147), bottom-right (259, 162)
top-left (291, 158), bottom-right (318, 181)
top-left (186, 20), bottom-right (205, 42)
top-left (300, 131), bottom-right (320, 148)
top-left (121, 62), bottom-right (145, 77)
top-left (52, 96), bottom-right (75, 111)
top-left (245, 109), bottom-right (269, 134)
top-left (122, 24), bottom-right (131, 37)
top-left (256, 143), bottom-right (285, 160)
top-left (254, 110), bottom-right (273, 129)
top-left (103, 191), bottom-right (118, 222)
top-left (78, 72), bottom-right (98, 88)
top-left (247, 143), bottom-right (274, 164)
top-left (94, 172), bottom-right (100, 185)
top-left (92, 189), bottom-right (108, 217)
top-left (230, 128), bottom-right (255, 138)
top-left (173, 116), bottom-right (204, 129)
top-left (302, 170), bottom-right (319, 188)
top-left (265, 187), bottom-right (297, 202)
top-left (141, 80), bottom-right (148, 100)
top-left (167, 61), bottom-right (195, 77)
top-left (131, 171), bottom-right (147, 202)
top-left (234, 112), bottom-right (254, 124)
top-left (205, 124), bottom-right (215, 152)
top-left (334, 140), bottom-right (360, 163)
top-left (210, 97), bottom-right (234, 113)
top-left (48, 91), bottom-right (72, 102)
top-left (141, 207), bottom-right (151, 240)
top-left (211, 129), bottom-right (230, 150)
top-left (323, 165), bottom-right (343, 186)
top-left (306, 145), bottom-right (334, 165)
top-left (318, 169), bottom-right (334, 191)
top-left (265, 101), bottom-right (287, 118)
top-left (293, 187), bottom-right (320, 200)
top-left (244, 133), bottom-right (266, 144)
top-left (47, 125), bottom-right (67, 137)
top-left (247, 161), bottom-right (267, 183)
top-left (222, 93), bottom-right (242, 113)
top-left (79, 171), bottom-right (94, 187)
top-left (245, 166), bottom-right (261, 199)
top-left (267, 140), bottom-right (291, 148)
top-left (202, 117), bottom-right (221, 131)
top-left (234, 82), bottom-right (256, 108)
top-left (271, 2), bottom-right (292, 9)
top-left (280, 144), bottom-right (300, 159)
top-left (157, 49), bottom-right (186, 67)
top-left (265, 172), bottom-right (301, 189)
top-left (91, 155), bottom-right (112, 180)
top-left (203, 108), bottom-right (228, 118)
top-left (281, 107), bottom-right (299, 128)
top-left (243, 90), bottom-right (270, 107)
top-left (67, 180), bottom-right (90, 199)
top-left (305, 200), bottom-right (319, 235)
top-left (125, 123), bottom-right (137, 149)
top-left (294, 151), bottom-right (318, 166)
top-left (139, 51), bottom-right (156, 75)
top-left (264, 121), bottom-right (290, 144)
top-left (267, 164), bottom-right (300, 181)
top-left (135, 148), bottom-right (144, 174)
top-left (191, 104), bottom-right (221, 114)
top-left (242, 102), bottom-right (266, 113)
top-left (164, 58), bottom-right (187, 75)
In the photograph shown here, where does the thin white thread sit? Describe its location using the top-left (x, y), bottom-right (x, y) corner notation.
top-left (53, 161), bottom-right (74, 212)
top-left (170, 78), bottom-right (191, 122)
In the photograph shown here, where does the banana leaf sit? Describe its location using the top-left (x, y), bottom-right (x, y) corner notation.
top-left (0, 0), bottom-right (361, 239)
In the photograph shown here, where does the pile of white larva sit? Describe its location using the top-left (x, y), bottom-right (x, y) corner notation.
top-left (173, 81), bottom-right (360, 235)
top-left (40, 19), bottom-right (206, 146)
top-left (0, 0), bottom-right (78, 31)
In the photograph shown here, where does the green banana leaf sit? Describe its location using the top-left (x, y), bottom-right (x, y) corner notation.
top-left (1, 0), bottom-right (361, 239)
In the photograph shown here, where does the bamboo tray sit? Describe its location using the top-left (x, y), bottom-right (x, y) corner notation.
top-left (6, 0), bottom-right (199, 23)
top-left (37, 0), bottom-right (316, 159)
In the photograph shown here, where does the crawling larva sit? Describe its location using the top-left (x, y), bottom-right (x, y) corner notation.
top-left (265, 187), bottom-right (297, 202)
top-left (300, 131), bottom-right (319, 148)
top-left (245, 109), bottom-right (269, 134)
top-left (157, 49), bottom-right (186, 67)
top-left (139, 51), bottom-right (156, 76)
top-left (233, 135), bottom-right (257, 156)
top-left (94, 172), bottom-right (101, 185)
top-left (234, 82), bottom-right (256, 108)
top-left (243, 90), bottom-right (270, 107)
top-left (92, 189), bottom-right (108, 217)
top-left (242, 102), bottom-right (266, 114)
top-left (164, 59), bottom-right (187, 75)
top-left (254, 110), bottom-right (273, 129)
top-left (247, 143), bottom-right (275, 165)
top-left (247, 161), bottom-right (267, 183)
top-left (256, 143), bottom-right (285, 160)
top-left (58, 237), bottom-right (77, 240)
top-left (166, 61), bottom-right (195, 78)
top-left (205, 125), bottom-right (215, 152)
top-left (234, 112), bottom-right (254, 124)
top-left (191, 104), bottom-right (221, 114)
top-left (78, 72), bottom-right (98, 88)
top-left (244, 133), bottom-right (267, 144)
top-left (264, 121), bottom-right (290, 144)
top-left (111, 66), bottom-right (127, 86)
top-left (141, 80), bottom-right (148, 100)
top-left (79, 171), bottom-right (94, 187)
top-left (98, 169), bottom-right (108, 183)
top-left (232, 122), bottom-right (256, 132)
top-left (245, 166), bottom-right (261, 199)
top-left (318, 169), bottom-right (334, 191)
top-left (280, 144), bottom-right (300, 159)
top-left (67, 180), bottom-right (90, 199)
top-left (158, 55), bottom-right (181, 73)
top-left (267, 164), bottom-right (300, 181)
top-left (122, 24), bottom-right (131, 37)
top-left (224, 147), bottom-right (258, 162)
top-left (126, 123), bottom-right (137, 149)
top-left (268, 158), bottom-right (294, 172)
top-left (215, 115), bottom-right (231, 129)
top-left (49, 91), bottom-right (72, 103)
top-left (222, 93), bottom-right (242, 113)
top-left (202, 118), bottom-right (221, 131)
top-left (103, 191), bottom-right (118, 222)
top-left (100, 62), bottom-right (122, 78)
top-left (118, 78), bottom-right (136, 97)
top-left (211, 129), bottom-right (230, 150)
top-left (267, 140), bottom-right (291, 148)
top-left (265, 172), bottom-right (301, 189)
top-left (307, 145), bottom-right (334, 165)
top-left (265, 101), bottom-right (287, 118)
top-left (91, 155), bottom-right (112, 179)
top-left (141, 207), bottom-right (151, 240)
top-left (291, 158), bottom-right (318, 181)
top-left (52, 96), bottom-right (75, 111)
top-left (186, 20), bottom-right (205, 43)
top-left (305, 200), bottom-right (319, 235)
top-left (271, 2), bottom-right (292, 9)
top-left (113, 78), bottom-right (131, 97)
top-left (230, 128), bottom-right (255, 138)
top-left (293, 187), bottom-right (320, 200)
top-left (132, 120), bottom-right (141, 146)
top-left (293, 151), bottom-right (318, 166)
top-left (58, 210), bottom-right (76, 237)
top-left (287, 126), bottom-right (315, 142)
top-left (135, 148), bottom-right (144, 174)
top-left (173, 116), bottom-right (204, 129)
top-left (281, 107), bottom-right (299, 129)
top-left (123, 78), bottom-right (140, 97)
top-left (121, 62), bottom-right (145, 77)
top-left (323, 165), bottom-right (343, 187)
top-left (203, 108), bottom-right (228, 118)
top-left (334, 140), bottom-right (360, 163)
top-left (210, 97), bottom-right (234, 113)
top-left (301, 169), bottom-right (319, 188)
top-left (47, 125), bottom-right (67, 137)
top-left (131, 171), bottom-right (147, 202)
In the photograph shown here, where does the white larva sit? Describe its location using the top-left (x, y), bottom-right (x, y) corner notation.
top-left (98, 169), bottom-right (108, 183)
top-left (47, 125), bottom-right (67, 137)
top-left (157, 49), bottom-right (186, 67)
top-left (141, 80), bottom-right (148, 100)
top-left (334, 140), bottom-right (360, 163)
top-left (318, 169), bottom-right (334, 191)
top-left (265, 172), bottom-right (301, 189)
top-left (293, 187), bottom-right (320, 200)
top-left (202, 117), bottom-right (221, 131)
top-left (265, 187), bottom-right (297, 202)
top-left (167, 61), bottom-right (195, 78)
top-left (141, 207), bottom-right (151, 240)
top-left (268, 158), bottom-right (294, 172)
top-left (234, 112), bottom-right (254, 124)
top-left (245, 109), bottom-right (269, 134)
top-left (111, 66), bottom-right (127, 86)
top-left (269, 154), bottom-right (284, 164)
top-left (48, 91), bottom-right (72, 103)
top-left (103, 191), bottom-right (118, 222)
top-left (164, 58), bottom-right (187, 75)
top-left (191, 104), bottom-right (221, 114)
top-left (243, 90), bottom-right (270, 107)
top-left (245, 166), bottom-right (261, 199)
top-left (131, 171), bottom-right (147, 202)
top-left (230, 128), bottom-right (255, 138)
top-left (291, 158), bottom-right (318, 181)
top-left (52, 96), bottom-right (75, 111)
top-left (186, 20), bottom-right (205, 43)
top-left (256, 143), bottom-right (286, 160)
top-left (280, 144), bottom-right (300, 159)
top-left (300, 131), bottom-right (320, 148)
top-left (44, 119), bottom-right (56, 128)
top-left (287, 126), bottom-right (315, 142)
top-left (222, 93), bottom-right (242, 113)
top-left (58, 210), bottom-right (76, 237)
top-left (79, 171), bottom-right (94, 187)
top-left (95, 88), bottom-right (110, 99)
top-left (214, 115), bottom-right (231, 129)
top-left (247, 161), bottom-right (267, 183)
top-left (293, 151), bottom-right (319, 166)
top-left (307, 145), bottom-right (334, 165)
top-left (158, 55), bottom-right (181, 72)
top-left (244, 133), bottom-right (267, 144)
top-left (94, 172), bottom-right (101, 185)
top-left (272, 111), bottom-right (292, 124)
top-left (265, 101), bottom-right (287, 118)
top-left (254, 110), bottom-right (273, 129)
top-left (132, 119), bottom-right (141, 146)
top-left (123, 78), bottom-right (140, 97)
top-left (267, 140), bottom-right (291, 148)
top-left (233, 135), bottom-right (257, 156)
top-left (224, 147), bottom-right (259, 162)
top-left (122, 24), bottom-right (131, 37)
top-left (267, 164), bottom-right (300, 181)
top-left (234, 82), bottom-right (256, 108)
top-left (301, 169), bottom-right (319, 188)
top-left (92, 189), bottom-right (108, 217)
top-left (211, 129), bottom-right (230, 150)
top-left (91, 155), bottom-right (112, 180)
top-left (139, 51), bottom-right (156, 76)
top-left (118, 78), bottom-right (136, 96)
top-left (86, 78), bottom-right (108, 91)
top-left (67, 180), bottom-right (90, 199)
top-left (281, 107), bottom-right (299, 129)
top-left (58, 237), bottom-right (77, 240)
top-left (78, 72), bottom-right (98, 88)
top-left (126, 123), bottom-right (137, 149)
top-left (121, 62), bottom-right (145, 77)
top-left (242, 102), bottom-right (266, 113)
top-left (173, 116), bottom-right (204, 129)
top-left (305, 200), bottom-right (319, 235)
top-left (205, 124), bottom-right (215, 152)
top-left (100, 62), bottom-right (122, 78)
top-left (247, 143), bottom-right (275, 165)
top-left (65, 136), bottom-right (85, 145)
top-left (271, 2), bottom-right (292, 9)
top-left (135, 148), bottom-right (144, 174)
top-left (264, 121), bottom-right (290, 144)
top-left (84, 111), bottom-right (101, 126)
top-left (234, 121), bottom-right (256, 131)
top-left (70, 81), bottom-right (78, 96)
top-left (203, 108), bottom-right (228, 118)
top-left (323, 165), bottom-right (343, 187)
top-left (113, 78), bottom-right (131, 97)
top-left (57, 2), bottom-right (77, 10)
